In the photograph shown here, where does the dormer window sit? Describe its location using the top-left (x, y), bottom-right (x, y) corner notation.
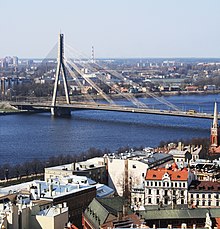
top-left (153, 174), bottom-right (156, 178)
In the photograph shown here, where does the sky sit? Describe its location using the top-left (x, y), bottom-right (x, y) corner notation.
top-left (1, 0), bottom-right (220, 58)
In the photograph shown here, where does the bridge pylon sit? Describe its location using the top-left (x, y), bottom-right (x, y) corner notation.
top-left (51, 33), bottom-right (71, 117)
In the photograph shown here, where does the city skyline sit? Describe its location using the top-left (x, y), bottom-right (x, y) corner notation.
top-left (1, 0), bottom-right (220, 58)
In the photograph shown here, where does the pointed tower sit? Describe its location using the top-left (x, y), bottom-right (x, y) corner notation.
top-left (210, 102), bottom-right (220, 147)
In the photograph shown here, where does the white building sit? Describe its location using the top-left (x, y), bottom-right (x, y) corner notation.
top-left (44, 150), bottom-right (173, 197)
top-left (189, 181), bottom-right (220, 208)
top-left (45, 158), bottom-right (107, 185)
top-left (0, 174), bottom-right (110, 228)
top-left (105, 151), bottom-right (173, 196)
top-left (131, 163), bottom-right (195, 210)
top-left (169, 142), bottom-right (202, 164)
top-left (0, 197), bottom-right (68, 229)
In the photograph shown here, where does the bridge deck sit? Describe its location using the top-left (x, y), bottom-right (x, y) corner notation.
top-left (10, 101), bottom-right (215, 119)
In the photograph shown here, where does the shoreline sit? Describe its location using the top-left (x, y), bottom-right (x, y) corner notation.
top-left (0, 110), bottom-right (29, 116)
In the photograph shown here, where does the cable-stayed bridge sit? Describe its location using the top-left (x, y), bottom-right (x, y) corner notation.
top-left (10, 34), bottom-right (216, 119)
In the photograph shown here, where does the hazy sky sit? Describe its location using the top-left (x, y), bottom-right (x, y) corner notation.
top-left (1, 0), bottom-right (220, 58)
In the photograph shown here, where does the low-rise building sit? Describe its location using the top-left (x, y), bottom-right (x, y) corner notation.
top-left (190, 159), bottom-right (220, 181)
top-left (45, 159), bottom-right (107, 185)
top-left (140, 208), bottom-right (220, 228)
top-left (131, 163), bottom-right (195, 209)
top-left (0, 177), bottom-right (97, 228)
top-left (169, 142), bottom-right (202, 164)
top-left (82, 197), bottom-right (143, 229)
top-left (188, 180), bottom-right (220, 208)
top-left (0, 196), bottom-right (68, 229)
top-left (45, 150), bottom-right (173, 197)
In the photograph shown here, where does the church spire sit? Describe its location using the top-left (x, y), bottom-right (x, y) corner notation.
top-left (210, 102), bottom-right (219, 148)
top-left (213, 101), bottom-right (218, 128)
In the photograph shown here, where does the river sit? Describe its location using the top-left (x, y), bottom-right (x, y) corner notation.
top-left (0, 94), bottom-right (219, 165)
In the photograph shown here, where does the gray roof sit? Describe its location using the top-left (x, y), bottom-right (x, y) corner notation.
top-left (140, 153), bottom-right (172, 167)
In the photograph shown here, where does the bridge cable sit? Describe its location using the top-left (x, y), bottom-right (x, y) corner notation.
top-left (64, 58), bottom-right (115, 105)
top-left (64, 43), bottom-right (180, 111)
top-left (65, 44), bottom-right (146, 108)
top-left (64, 59), bottom-right (96, 103)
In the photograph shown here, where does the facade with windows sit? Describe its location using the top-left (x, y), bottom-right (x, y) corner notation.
top-left (188, 181), bottom-right (220, 208)
top-left (131, 163), bottom-right (194, 209)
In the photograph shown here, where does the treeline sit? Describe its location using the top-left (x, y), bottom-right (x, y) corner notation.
top-left (0, 146), bottom-right (145, 181)
top-left (0, 147), bottom-right (107, 180)
top-left (0, 138), bottom-right (211, 181)
top-left (12, 82), bottom-right (54, 97)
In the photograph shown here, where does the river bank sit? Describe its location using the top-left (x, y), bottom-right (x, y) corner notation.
top-left (0, 102), bottom-right (29, 115)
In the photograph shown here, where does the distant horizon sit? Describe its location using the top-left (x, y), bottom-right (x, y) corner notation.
top-left (5, 56), bottom-right (220, 61)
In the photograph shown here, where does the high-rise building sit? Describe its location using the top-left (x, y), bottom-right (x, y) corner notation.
top-left (13, 56), bottom-right (19, 66)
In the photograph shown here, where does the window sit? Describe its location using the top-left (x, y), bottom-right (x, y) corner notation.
top-left (148, 198), bottom-right (152, 204)
top-left (149, 189), bottom-right (151, 195)
top-left (179, 182), bottom-right (181, 188)
top-left (181, 191), bottom-right (184, 196)
top-left (181, 198), bottom-right (184, 204)
top-left (202, 194), bottom-right (205, 199)
top-left (202, 201), bottom-right (205, 206)
top-left (142, 173), bottom-right (145, 177)
top-left (132, 165), bottom-right (136, 169)
top-left (183, 183), bottom-right (185, 188)
top-left (208, 201), bottom-right (211, 206)
top-left (191, 194), bottom-right (193, 198)
top-left (157, 198), bottom-right (159, 204)
top-left (146, 182), bottom-right (149, 186)
top-left (196, 194), bottom-right (199, 199)
top-left (164, 198), bottom-right (168, 205)
top-left (216, 201), bottom-right (219, 206)
top-left (134, 197), bottom-right (137, 202)
top-left (175, 183), bottom-right (177, 187)
top-left (155, 182), bottom-right (157, 187)
top-left (157, 190), bottom-right (160, 195)
top-left (139, 198), bottom-right (141, 202)
top-left (208, 194), bottom-right (211, 199)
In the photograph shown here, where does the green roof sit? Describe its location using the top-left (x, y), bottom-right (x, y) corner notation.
top-left (84, 197), bottom-right (131, 229)
top-left (140, 208), bottom-right (220, 220)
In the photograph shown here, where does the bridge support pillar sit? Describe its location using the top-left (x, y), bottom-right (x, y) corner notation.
top-left (51, 107), bottom-right (71, 117)
top-left (51, 33), bottom-right (71, 117)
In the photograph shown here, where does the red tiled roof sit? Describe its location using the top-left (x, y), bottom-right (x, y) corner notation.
top-left (146, 167), bottom-right (188, 181)
top-left (215, 217), bottom-right (220, 228)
